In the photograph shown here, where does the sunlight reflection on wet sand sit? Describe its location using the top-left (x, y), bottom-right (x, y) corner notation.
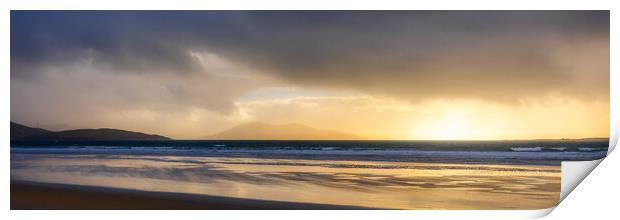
top-left (11, 154), bottom-right (560, 209)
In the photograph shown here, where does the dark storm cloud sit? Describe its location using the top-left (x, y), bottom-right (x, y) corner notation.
top-left (11, 11), bottom-right (610, 105)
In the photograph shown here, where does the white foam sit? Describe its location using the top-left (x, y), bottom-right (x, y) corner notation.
top-left (510, 147), bottom-right (542, 152)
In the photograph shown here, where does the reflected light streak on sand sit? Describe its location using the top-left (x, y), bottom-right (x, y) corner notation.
top-left (10, 154), bottom-right (560, 209)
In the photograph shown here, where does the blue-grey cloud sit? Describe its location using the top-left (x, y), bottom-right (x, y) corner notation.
top-left (10, 11), bottom-right (610, 126)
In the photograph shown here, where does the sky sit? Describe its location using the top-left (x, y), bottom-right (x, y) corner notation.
top-left (10, 11), bottom-right (610, 140)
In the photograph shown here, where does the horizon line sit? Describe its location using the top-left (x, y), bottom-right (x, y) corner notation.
top-left (169, 137), bottom-right (610, 141)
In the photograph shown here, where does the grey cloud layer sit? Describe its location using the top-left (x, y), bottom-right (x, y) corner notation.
top-left (11, 11), bottom-right (610, 120)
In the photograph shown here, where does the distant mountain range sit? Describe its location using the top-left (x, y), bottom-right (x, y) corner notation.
top-left (207, 122), bottom-right (362, 140)
top-left (10, 122), bottom-right (170, 141)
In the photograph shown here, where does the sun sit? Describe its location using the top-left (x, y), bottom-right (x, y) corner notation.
top-left (409, 114), bottom-right (476, 140)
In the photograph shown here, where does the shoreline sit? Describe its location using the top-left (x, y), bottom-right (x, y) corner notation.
top-left (10, 149), bottom-right (586, 166)
top-left (11, 180), bottom-right (373, 210)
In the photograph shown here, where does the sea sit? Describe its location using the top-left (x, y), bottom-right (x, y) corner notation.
top-left (10, 140), bottom-right (609, 165)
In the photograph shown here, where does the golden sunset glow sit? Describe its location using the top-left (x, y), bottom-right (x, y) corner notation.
top-left (410, 113), bottom-right (472, 140)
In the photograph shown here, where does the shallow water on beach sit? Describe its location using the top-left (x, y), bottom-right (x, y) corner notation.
top-left (11, 153), bottom-right (560, 209)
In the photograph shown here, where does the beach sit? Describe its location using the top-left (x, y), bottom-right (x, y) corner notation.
top-left (10, 147), bottom-right (564, 209)
top-left (11, 180), bottom-right (366, 209)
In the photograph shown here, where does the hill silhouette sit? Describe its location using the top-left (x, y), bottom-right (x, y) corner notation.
top-left (207, 122), bottom-right (362, 140)
top-left (11, 122), bottom-right (170, 141)
top-left (10, 122), bottom-right (50, 139)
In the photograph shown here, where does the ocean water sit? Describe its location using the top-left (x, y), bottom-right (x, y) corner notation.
top-left (10, 140), bottom-right (609, 165)
top-left (10, 140), bottom-right (608, 209)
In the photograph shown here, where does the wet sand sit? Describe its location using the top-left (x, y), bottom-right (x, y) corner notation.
top-left (11, 180), bottom-right (369, 210)
top-left (11, 154), bottom-right (561, 209)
